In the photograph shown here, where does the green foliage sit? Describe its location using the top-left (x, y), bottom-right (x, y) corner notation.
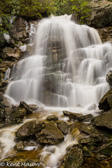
top-left (53, 0), bottom-right (92, 24)
top-left (71, 0), bottom-right (92, 23)
top-left (0, 0), bottom-right (92, 23)
top-left (0, 0), bottom-right (55, 19)
top-left (53, 0), bottom-right (72, 15)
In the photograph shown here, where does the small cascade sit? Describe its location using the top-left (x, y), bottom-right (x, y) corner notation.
top-left (4, 68), bottom-right (11, 80)
top-left (5, 15), bottom-right (112, 113)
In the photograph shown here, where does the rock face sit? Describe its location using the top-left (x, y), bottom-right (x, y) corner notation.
top-left (99, 88), bottom-right (112, 111)
top-left (0, 17), bottom-right (36, 81)
top-left (10, 17), bottom-right (28, 40)
top-left (2, 47), bottom-right (21, 60)
top-left (97, 27), bottom-right (112, 42)
top-left (89, 1), bottom-right (112, 28)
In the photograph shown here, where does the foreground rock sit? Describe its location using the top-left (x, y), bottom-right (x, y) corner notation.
top-left (16, 120), bottom-right (64, 145)
top-left (0, 97), bottom-right (35, 127)
top-left (63, 111), bottom-right (93, 122)
top-left (57, 121), bottom-right (69, 135)
top-left (60, 146), bottom-right (83, 168)
top-left (16, 121), bottom-right (44, 139)
top-left (36, 121), bottom-right (64, 145)
top-left (15, 140), bottom-right (37, 151)
top-left (99, 88), bottom-right (112, 111)
top-left (93, 110), bottom-right (112, 129)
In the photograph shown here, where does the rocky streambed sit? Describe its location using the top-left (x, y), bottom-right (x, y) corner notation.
top-left (0, 86), bottom-right (112, 168)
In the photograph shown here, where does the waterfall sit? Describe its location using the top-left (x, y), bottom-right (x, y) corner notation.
top-left (5, 15), bottom-right (112, 113)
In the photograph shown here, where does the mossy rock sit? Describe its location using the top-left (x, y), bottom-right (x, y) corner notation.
top-left (60, 146), bottom-right (83, 168)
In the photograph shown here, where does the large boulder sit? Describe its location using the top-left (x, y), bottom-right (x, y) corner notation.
top-left (57, 121), bottom-right (69, 135)
top-left (20, 101), bottom-right (38, 114)
top-left (16, 120), bottom-right (44, 139)
top-left (36, 121), bottom-right (64, 145)
top-left (88, 1), bottom-right (112, 28)
top-left (99, 88), bottom-right (112, 111)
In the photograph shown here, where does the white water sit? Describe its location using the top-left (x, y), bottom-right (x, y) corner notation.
top-left (5, 15), bottom-right (111, 114)
top-left (0, 125), bottom-right (19, 159)
top-left (41, 134), bottom-right (77, 168)
top-left (3, 14), bottom-right (112, 167)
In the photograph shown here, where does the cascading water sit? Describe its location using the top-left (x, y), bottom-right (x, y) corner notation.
top-left (5, 15), bottom-right (111, 114)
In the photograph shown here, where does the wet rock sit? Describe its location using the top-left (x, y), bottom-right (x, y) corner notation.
top-left (15, 141), bottom-right (25, 151)
top-left (99, 88), bottom-right (112, 111)
top-left (2, 47), bottom-right (21, 60)
top-left (46, 115), bottom-right (58, 121)
top-left (78, 114), bottom-right (93, 122)
top-left (93, 110), bottom-right (112, 129)
top-left (63, 111), bottom-right (82, 120)
top-left (81, 124), bottom-right (99, 137)
top-left (15, 140), bottom-right (37, 151)
top-left (0, 97), bottom-right (40, 127)
top-left (57, 121), bottom-right (69, 135)
top-left (20, 101), bottom-right (38, 114)
top-left (70, 127), bottom-right (80, 138)
top-left (63, 111), bottom-right (93, 122)
top-left (60, 146), bottom-right (83, 168)
top-left (1, 96), bottom-right (11, 107)
top-left (98, 140), bottom-right (112, 156)
top-left (0, 60), bottom-right (15, 80)
top-left (4, 106), bottom-right (26, 125)
top-left (106, 70), bottom-right (112, 87)
top-left (36, 121), bottom-right (64, 145)
top-left (16, 120), bottom-right (44, 139)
